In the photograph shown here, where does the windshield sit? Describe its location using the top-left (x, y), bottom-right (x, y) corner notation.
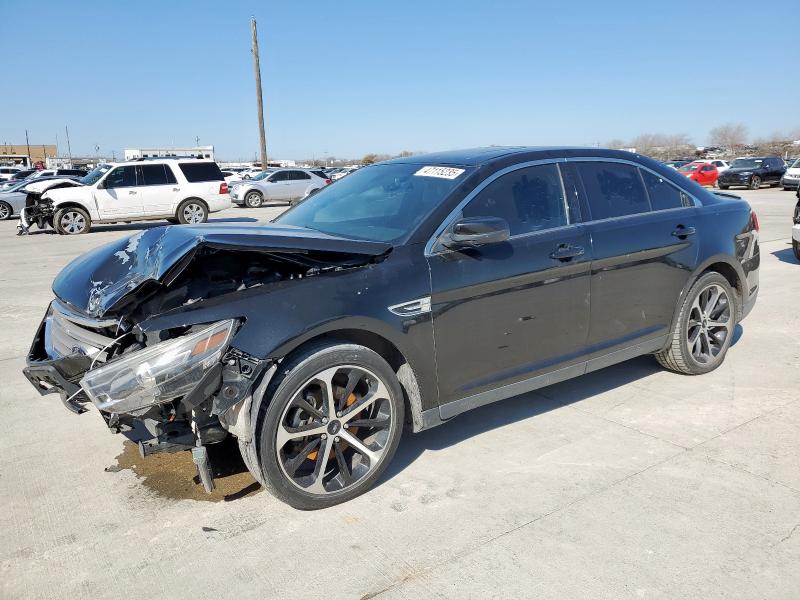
top-left (790, 159), bottom-right (800, 169)
top-left (678, 164), bottom-right (699, 172)
top-left (731, 158), bottom-right (763, 169)
top-left (81, 164), bottom-right (113, 185)
top-left (275, 163), bottom-right (470, 243)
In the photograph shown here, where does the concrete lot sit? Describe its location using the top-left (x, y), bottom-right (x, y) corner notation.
top-left (1, 190), bottom-right (798, 599)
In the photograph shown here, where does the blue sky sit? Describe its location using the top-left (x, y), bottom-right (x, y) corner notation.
top-left (2, 0), bottom-right (796, 161)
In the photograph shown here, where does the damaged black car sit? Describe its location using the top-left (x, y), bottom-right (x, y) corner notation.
top-left (24, 147), bottom-right (760, 509)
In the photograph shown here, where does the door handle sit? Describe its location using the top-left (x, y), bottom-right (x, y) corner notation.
top-left (550, 244), bottom-right (584, 261)
top-left (172, 187), bottom-right (180, 192)
top-left (671, 226), bottom-right (696, 238)
top-left (128, 190), bottom-right (137, 195)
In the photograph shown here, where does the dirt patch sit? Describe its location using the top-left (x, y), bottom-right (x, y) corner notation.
top-left (108, 437), bottom-right (262, 502)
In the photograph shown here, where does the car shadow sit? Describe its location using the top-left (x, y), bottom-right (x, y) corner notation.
top-left (378, 329), bottom-right (742, 487)
top-left (771, 246), bottom-right (798, 265)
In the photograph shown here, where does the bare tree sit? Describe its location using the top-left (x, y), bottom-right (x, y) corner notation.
top-left (708, 123), bottom-right (748, 152)
top-left (606, 139), bottom-right (627, 150)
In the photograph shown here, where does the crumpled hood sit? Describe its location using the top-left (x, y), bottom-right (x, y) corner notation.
top-left (52, 223), bottom-right (392, 318)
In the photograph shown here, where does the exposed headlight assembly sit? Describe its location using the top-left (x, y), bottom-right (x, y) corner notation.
top-left (80, 319), bottom-right (235, 414)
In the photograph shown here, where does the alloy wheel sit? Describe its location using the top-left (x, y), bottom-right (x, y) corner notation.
top-left (0, 202), bottom-right (10, 220)
top-left (687, 283), bottom-right (732, 364)
top-left (183, 203), bottom-right (205, 223)
top-left (276, 365), bottom-right (394, 495)
top-left (750, 176), bottom-right (761, 190)
top-left (60, 210), bottom-right (86, 234)
top-left (245, 192), bottom-right (263, 208)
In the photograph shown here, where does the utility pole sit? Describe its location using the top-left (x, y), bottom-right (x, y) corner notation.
top-left (250, 17), bottom-right (267, 168)
top-left (65, 126), bottom-right (73, 164)
top-left (25, 130), bottom-right (31, 165)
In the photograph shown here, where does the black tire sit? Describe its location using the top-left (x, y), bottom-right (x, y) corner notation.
top-left (253, 341), bottom-right (405, 509)
top-left (749, 176), bottom-right (761, 190)
top-left (54, 206), bottom-right (91, 235)
top-left (165, 217), bottom-right (179, 224)
top-left (793, 240), bottom-right (800, 261)
top-left (0, 201), bottom-right (12, 220)
top-left (655, 272), bottom-right (737, 375)
top-left (244, 191), bottom-right (263, 208)
top-left (719, 184), bottom-right (729, 190)
top-left (176, 199), bottom-right (208, 225)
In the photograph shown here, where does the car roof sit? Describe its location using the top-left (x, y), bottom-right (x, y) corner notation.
top-left (381, 146), bottom-right (646, 167)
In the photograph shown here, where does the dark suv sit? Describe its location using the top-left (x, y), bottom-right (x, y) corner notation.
top-left (718, 156), bottom-right (786, 190)
top-left (23, 147), bottom-right (760, 509)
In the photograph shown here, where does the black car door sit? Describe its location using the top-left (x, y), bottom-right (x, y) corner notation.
top-left (571, 160), bottom-right (700, 359)
top-left (427, 161), bottom-right (592, 415)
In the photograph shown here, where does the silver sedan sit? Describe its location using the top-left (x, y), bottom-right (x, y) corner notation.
top-left (229, 169), bottom-right (330, 208)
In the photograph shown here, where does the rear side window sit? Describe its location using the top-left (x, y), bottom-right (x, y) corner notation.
top-left (178, 162), bottom-right (224, 182)
top-left (640, 169), bottom-right (685, 211)
top-left (104, 165), bottom-right (137, 188)
top-left (270, 171), bottom-right (289, 182)
top-left (288, 171), bottom-right (311, 180)
top-left (140, 164), bottom-right (176, 186)
top-left (462, 163), bottom-right (568, 236)
top-left (577, 162), bottom-right (649, 220)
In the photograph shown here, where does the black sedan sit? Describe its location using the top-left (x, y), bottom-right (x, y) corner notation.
top-left (23, 147), bottom-right (759, 508)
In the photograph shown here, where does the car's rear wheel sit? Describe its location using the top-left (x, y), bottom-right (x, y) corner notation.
top-left (244, 191), bottom-right (263, 208)
top-left (793, 239), bottom-right (800, 261)
top-left (749, 176), bottom-right (761, 190)
top-left (252, 342), bottom-right (404, 509)
top-left (0, 201), bottom-right (12, 220)
top-left (719, 184), bottom-right (729, 190)
top-left (655, 272), bottom-right (737, 375)
top-left (176, 199), bottom-right (208, 224)
top-left (54, 207), bottom-right (91, 235)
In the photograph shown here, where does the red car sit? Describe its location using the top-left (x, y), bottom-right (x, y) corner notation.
top-left (678, 161), bottom-right (718, 186)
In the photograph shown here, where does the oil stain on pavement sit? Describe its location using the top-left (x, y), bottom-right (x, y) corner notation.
top-left (107, 438), bottom-right (262, 502)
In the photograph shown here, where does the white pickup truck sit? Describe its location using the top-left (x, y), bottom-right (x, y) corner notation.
top-left (22, 159), bottom-right (231, 235)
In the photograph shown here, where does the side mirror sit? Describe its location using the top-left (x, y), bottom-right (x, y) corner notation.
top-left (441, 216), bottom-right (510, 249)
top-left (96, 179), bottom-right (106, 189)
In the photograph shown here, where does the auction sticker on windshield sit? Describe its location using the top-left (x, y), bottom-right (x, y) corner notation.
top-left (414, 166), bottom-right (465, 179)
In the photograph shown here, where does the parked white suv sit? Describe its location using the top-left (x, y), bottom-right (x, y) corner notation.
top-left (37, 159), bottom-right (231, 235)
top-left (0, 166), bottom-right (22, 181)
top-left (229, 168), bottom-right (330, 208)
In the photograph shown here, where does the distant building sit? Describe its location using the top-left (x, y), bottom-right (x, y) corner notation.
top-left (124, 146), bottom-right (215, 161)
top-left (46, 156), bottom-right (112, 170)
top-left (0, 143), bottom-right (57, 167)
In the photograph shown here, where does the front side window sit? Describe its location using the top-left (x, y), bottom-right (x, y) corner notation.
top-left (577, 162), bottom-right (649, 220)
top-left (461, 164), bottom-right (568, 236)
top-left (103, 165), bottom-right (137, 189)
top-left (640, 169), bottom-right (685, 210)
top-left (269, 171), bottom-right (289, 182)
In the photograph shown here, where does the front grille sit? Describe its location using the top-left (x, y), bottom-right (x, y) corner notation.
top-left (46, 300), bottom-right (119, 362)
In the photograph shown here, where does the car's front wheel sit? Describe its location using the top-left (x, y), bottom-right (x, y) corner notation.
top-left (0, 201), bottom-right (12, 220)
top-left (655, 272), bottom-right (737, 375)
top-left (244, 191), bottom-right (263, 208)
top-left (749, 176), bottom-right (761, 190)
top-left (793, 239), bottom-right (800, 261)
top-left (54, 207), bottom-right (91, 234)
top-left (252, 342), bottom-right (405, 509)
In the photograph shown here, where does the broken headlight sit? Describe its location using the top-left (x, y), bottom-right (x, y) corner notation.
top-left (80, 319), bottom-right (235, 414)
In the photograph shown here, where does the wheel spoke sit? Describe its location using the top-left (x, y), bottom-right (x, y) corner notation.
top-left (276, 422), bottom-right (327, 448)
top-left (333, 440), bottom-right (354, 486)
top-left (339, 430), bottom-right (379, 466)
top-left (307, 434), bottom-right (334, 494)
top-left (341, 379), bottom-right (389, 423)
top-left (338, 369), bottom-right (363, 412)
top-left (346, 417), bottom-right (391, 430)
top-left (317, 367), bottom-right (339, 419)
top-left (704, 286), bottom-right (720, 314)
top-left (283, 437), bottom-right (321, 477)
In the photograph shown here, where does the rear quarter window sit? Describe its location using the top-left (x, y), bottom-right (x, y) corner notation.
top-left (178, 162), bottom-right (224, 182)
top-left (577, 162), bottom-right (650, 220)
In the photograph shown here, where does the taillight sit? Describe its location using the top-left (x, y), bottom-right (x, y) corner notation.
top-left (219, 182), bottom-right (229, 194)
top-left (750, 210), bottom-right (759, 231)
top-left (325, 179), bottom-right (332, 185)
